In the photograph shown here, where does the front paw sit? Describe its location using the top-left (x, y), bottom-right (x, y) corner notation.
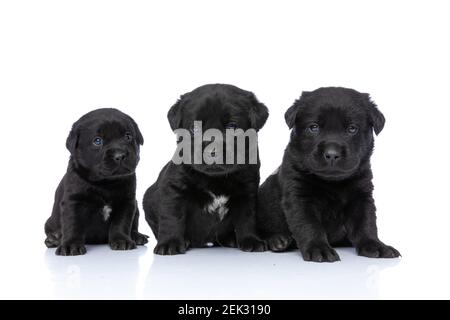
top-left (268, 234), bottom-right (292, 252)
top-left (110, 238), bottom-right (137, 250)
top-left (154, 238), bottom-right (189, 255)
top-left (301, 243), bottom-right (340, 262)
top-left (132, 231), bottom-right (149, 245)
top-left (56, 243), bottom-right (86, 256)
top-left (238, 236), bottom-right (267, 252)
top-left (357, 240), bottom-right (401, 258)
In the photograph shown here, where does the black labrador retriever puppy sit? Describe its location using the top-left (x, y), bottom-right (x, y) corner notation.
top-left (143, 84), bottom-right (269, 255)
top-left (45, 108), bottom-right (148, 255)
top-left (257, 87), bottom-right (400, 262)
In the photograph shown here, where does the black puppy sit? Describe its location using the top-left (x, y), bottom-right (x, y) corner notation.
top-left (45, 108), bottom-right (148, 256)
top-left (257, 87), bottom-right (400, 262)
top-left (143, 84), bottom-right (269, 255)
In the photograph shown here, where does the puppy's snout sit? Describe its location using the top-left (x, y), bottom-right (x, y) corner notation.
top-left (323, 144), bottom-right (341, 166)
top-left (112, 150), bottom-right (127, 164)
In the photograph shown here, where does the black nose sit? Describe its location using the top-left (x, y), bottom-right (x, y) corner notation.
top-left (323, 145), bottom-right (341, 165)
top-left (113, 151), bottom-right (127, 163)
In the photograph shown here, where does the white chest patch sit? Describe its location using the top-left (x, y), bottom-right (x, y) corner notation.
top-left (204, 192), bottom-right (229, 221)
top-left (101, 205), bottom-right (112, 221)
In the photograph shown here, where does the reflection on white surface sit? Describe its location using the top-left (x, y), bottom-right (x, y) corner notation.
top-left (44, 245), bottom-right (148, 299)
top-left (43, 245), bottom-right (400, 299)
top-left (144, 247), bottom-right (399, 299)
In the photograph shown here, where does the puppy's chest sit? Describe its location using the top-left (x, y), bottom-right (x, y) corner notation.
top-left (202, 191), bottom-right (230, 221)
top-left (316, 192), bottom-right (356, 224)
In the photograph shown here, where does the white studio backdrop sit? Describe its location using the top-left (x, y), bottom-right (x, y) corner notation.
top-left (0, 0), bottom-right (449, 299)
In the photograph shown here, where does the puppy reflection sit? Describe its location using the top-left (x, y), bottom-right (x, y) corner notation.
top-left (45, 108), bottom-right (148, 256)
top-left (143, 248), bottom-right (400, 299)
top-left (44, 246), bottom-right (147, 298)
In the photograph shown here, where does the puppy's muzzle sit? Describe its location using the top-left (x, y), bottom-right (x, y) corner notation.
top-left (323, 143), bottom-right (342, 167)
top-left (112, 150), bottom-right (128, 164)
top-left (104, 148), bottom-right (132, 172)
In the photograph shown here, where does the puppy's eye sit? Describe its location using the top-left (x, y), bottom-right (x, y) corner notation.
top-left (308, 123), bottom-right (320, 134)
top-left (225, 122), bottom-right (237, 129)
top-left (124, 132), bottom-right (133, 142)
top-left (347, 124), bottom-right (359, 134)
top-left (92, 137), bottom-right (103, 146)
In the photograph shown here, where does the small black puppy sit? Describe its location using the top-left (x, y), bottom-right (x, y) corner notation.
top-left (257, 87), bottom-right (400, 262)
top-left (143, 84), bottom-right (269, 255)
top-left (45, 108), bottom-right (148, 256)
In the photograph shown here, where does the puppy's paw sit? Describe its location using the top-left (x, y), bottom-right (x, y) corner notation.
top-left (268, 234), bottom-right (292, 252)
top-left (154, 239), bottom-right (189, 255)
top-left (56, 243), bottom-right (86, 256)
top-left (110, 238), bottom-right (137, 251)
top-left (132, 231), bottom-right (149, 245)
top-left (238, 236), bottom-right (267, 252)
top-left (357, 240), bottom-right (401, 258)
top-left (45, 232), bottom-right (61, 248)
top-left (301, 244), bottom-right (340, 262)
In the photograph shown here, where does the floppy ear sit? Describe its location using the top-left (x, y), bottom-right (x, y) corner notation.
top-left (248, 93), bottom-right (269, 130)
top-left (364, 93), bottom-right (385, 135)
top-left (285, 91), bottom-right (311, 129)
top-left (167, 95), bottom-right (185, 131)
top-left (66, 123), bottom-right (80, 154)
top-left (128, 116), bottom-right (144, 145)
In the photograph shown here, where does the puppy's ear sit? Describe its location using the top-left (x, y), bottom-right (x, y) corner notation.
top-left (248, 93), bottom-right (269, 130)
top-left (167, 95), bottom-right (185, 131)
top-left (364, 93), bottom-right (385, 135)
top-left (66, 123), bottom-right (79, 154)
top-left (128, 116), bottom-right (144, 145)
top-left (285, 91), bottom-right (311, 129)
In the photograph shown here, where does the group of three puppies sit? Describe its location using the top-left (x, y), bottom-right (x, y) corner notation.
top-left (44, 84), bottom-right (400, 262)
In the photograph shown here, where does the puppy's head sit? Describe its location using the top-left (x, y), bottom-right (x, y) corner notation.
top-left (66, 108), bottom-right (144, 180)
top-left (168, 84), bottom-right (268, 175)
top-left (285, 87), bottom-right (385, 180)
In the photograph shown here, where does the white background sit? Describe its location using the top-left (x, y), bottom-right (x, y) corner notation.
top-left (0, 0), bottom-right (449, 299)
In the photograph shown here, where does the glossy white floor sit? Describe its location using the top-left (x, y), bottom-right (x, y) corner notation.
top-left (1, 235), bottom-right (447, 300)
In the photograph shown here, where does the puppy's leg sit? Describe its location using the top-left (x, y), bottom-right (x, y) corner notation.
top-left (45, 231), bottom-right (61, 248)
top-left (45, 179), bottom-right (64, 248)
top-left (131, 205), bottom-right (149, 245)
top-left (229, 195), bottom-right (267, 252)
top-left (153, 188), bottom-right (189, 255)
top-left (216, 215), bottom-right (237, 248)
top-left (45, 214), bottom-right (62, 248)
top-left (56, 200), bottom-right (88, 256)
top-left (282, 191), bottom-right (340, 262)
top-left (345, 196), bottom-right (400, 258)
top-left (109, 200), bottom-right (137, 250)
top-left (257, 176), bottom-right (292, 252)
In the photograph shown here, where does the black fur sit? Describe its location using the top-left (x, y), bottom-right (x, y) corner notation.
top-left (143, 84), bottom-right (269, 255)
top-left (257, 87), bottom-right (400, 262)
top-left (45, 108), bottom-right (148, 256)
